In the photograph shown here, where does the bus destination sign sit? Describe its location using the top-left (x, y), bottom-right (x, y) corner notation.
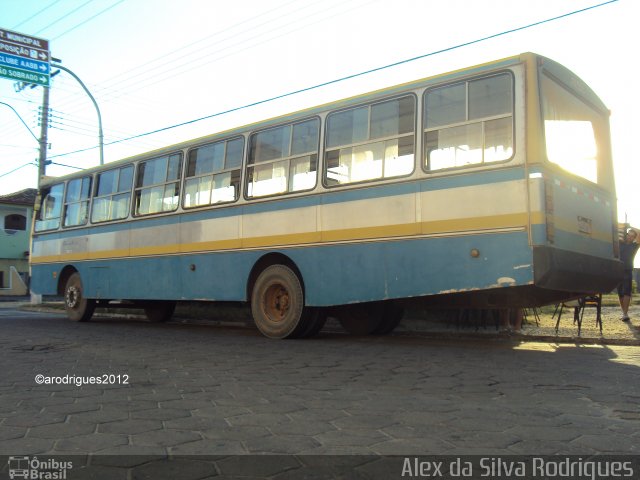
top-left (0, 28), bottom-right (50, 86)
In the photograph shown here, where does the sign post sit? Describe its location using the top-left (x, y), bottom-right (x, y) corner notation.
top-left (0, 28), bottom-right (50, 86)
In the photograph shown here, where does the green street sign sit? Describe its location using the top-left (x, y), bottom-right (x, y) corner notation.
top-left (0, 64), bottom-right (49, 86)
top-left (0, 28), bottom-right (50, 87)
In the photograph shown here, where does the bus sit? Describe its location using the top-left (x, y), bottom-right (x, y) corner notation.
top-left (30, 52), bottom-right (623, 338)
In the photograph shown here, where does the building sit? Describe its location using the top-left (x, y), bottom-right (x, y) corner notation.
top-left (0, 188), bottom-right (36, 295)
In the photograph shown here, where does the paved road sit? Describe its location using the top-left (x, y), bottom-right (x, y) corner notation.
top-left (1, 307), bottom-right (639, 478)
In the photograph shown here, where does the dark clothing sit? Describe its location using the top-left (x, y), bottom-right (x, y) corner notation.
top-left (617, 241), bottom-right (639, 297)
top-left (618, 270), bottom-right (634, 297)
top-left (620, 242), bottom-right (640, 270)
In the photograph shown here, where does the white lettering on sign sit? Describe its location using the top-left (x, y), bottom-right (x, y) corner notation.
top-left (6, 32), bottom-right (44, 48)
top-left (0, 42), bottom-right (30, 57)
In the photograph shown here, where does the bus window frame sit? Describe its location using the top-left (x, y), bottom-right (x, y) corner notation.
top-left (62, 175), bottom-right (92, 229)
top-left (34, 182), bottom-right (66, 232)
top-left (183, 136), bottom-right (245, 210)
top-left (244, 116), bottom-right (321, 201)
top-left (90, 163), bottom-right (135, 224)
top-left (422, 71), bottom-right (516, 174)
top-left (133, 152), bottom-right (184, 217)
top-left (322, 93), bottom-right (417, 189)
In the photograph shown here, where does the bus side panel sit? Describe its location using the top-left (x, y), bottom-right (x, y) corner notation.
top-left (178, 251), bottom-right (258, 301)
top-left (30, 262), bottom-right (60, 296)
top-left (295, 231), bottom-right (534, 306)
top-left (74, 254), bottom-right (253, 301)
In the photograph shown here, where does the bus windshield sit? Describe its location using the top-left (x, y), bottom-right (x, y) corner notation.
top-left (541, 73), bottom-right (604, 184)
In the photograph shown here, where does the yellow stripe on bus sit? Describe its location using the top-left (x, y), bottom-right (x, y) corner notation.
top-left (30, 216), bottom-right (536, 264)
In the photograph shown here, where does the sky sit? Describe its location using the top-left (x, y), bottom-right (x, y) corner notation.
top-left (1, 0), bottom-right (638, 231)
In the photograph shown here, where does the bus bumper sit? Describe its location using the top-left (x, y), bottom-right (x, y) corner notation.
top-left (533, 246), bottom-right (623, 294)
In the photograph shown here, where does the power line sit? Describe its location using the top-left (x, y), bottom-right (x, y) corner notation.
top-left (49, 161), bottom-right (84, 170)
top-left (12, 0), bottom-right (64, 29)
top-left (34, 0), bottom-right (96, 35)
top-left (98, 0), bottom-right (377, 101)
top-left (94, 0), bottom-right (301, 88)
top-left (44, 0), bottom-right (618, 160)
top-left (50, 0), bottom-right (125, 41)
top-left (47, 0), bottom-right (332, 113)
top-left (0, 162), bottom-right (37, 179)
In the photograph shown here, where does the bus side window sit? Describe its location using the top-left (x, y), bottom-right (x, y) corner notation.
top-left (184, 137), bottom-right (243, 208)
top-left (424, 73), bottom-right (514, 171)
top-left (246, 118), bottom-right (319, 198)
top-left (91, 165), bottom-right (133, 223)
top-left (134, 153), bottom-right (182, 216)
top-left (35, 183), bottom-right (64, 231)
top-left (324, 96), bottom-right (415, 186)
top-left (63, 176), bottom-right (92, 227)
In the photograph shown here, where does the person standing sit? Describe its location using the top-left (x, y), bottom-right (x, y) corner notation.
top-left (618, 228), bottom-right (640, 322)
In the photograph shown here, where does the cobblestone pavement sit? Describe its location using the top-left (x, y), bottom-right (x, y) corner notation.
top-left (1, 306), bottom-right (639, 479)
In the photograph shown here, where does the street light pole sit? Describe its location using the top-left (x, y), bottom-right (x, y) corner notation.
top-left (51, 63), bottom-right (104, 166)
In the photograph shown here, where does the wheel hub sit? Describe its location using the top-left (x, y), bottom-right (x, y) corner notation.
top-left (66, 286), bottom-right (80, 309)
top-left (265, 284), bottom-right (289, 321)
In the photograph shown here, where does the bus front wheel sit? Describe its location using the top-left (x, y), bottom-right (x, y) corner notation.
top-left (64, 272), bottom-right (96, 322)
top-left (251, 264), bottom-right (312, 339)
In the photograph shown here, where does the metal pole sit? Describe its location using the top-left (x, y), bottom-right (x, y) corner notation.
top-left (37, 86), bottom-right (50, 188)
top-left (51, 63), bottom-right (104, 165)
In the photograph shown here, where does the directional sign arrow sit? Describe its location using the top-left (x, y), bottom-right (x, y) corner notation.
top-left (0, 64), bottom-right (49, 86)
top-left (0, 29), bottom-right (49, 87)
top-left (0, 52), bottom-right (50, 74)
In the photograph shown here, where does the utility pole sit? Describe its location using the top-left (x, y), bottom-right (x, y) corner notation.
top-left (37, 86), bottom-right (50, 188)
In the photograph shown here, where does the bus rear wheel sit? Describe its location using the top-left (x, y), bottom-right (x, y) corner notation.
top-left (371, 302), bottom-right (404, 335)
top-left (251, 264), bottom-right (312, 339)
top-left (144, 301), bottom-right (176, 322)
top-left (337, 303), bottom-right (384, 335)
top-left (64, 272), bottom-right (96, 322)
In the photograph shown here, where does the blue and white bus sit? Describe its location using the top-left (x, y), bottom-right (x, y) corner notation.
top-left (30, 53), bottom-right (622, 338)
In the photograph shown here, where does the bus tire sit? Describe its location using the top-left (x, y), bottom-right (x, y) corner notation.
top-left (299, 308), bottom-right (328, 338)
top-left (337, 303), bottom-right (383, 335)
top-left (144, 301), bottom-right (176, 322)
top-left (64, 272), bottom-right (96, 322)
top-left (371, 302), bottom-right (404, 335)
top-left (251, 264), bottom-right (311, 339)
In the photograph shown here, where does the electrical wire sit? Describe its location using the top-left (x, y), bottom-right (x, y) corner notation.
top-left (49, 0), bottom-right (126, 41)
top-left (12, 0), bottom-right (64, 29)
top-left (33, 0), bottom-right (97, 35)
top-left (47, 0), bottom-right (620, 160)
top-left (0, 162), bottom-right (37, 179)
top-left (47, 0), bottom-right (337, 113)
top-left (98, 0), bottom-right (378, 102)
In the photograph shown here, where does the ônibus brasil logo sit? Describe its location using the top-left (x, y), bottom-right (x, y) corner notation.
top-left (7, 456), bottom-right (72, 479)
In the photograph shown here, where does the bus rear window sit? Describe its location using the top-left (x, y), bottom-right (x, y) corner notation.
top-left (541, 74), bottom-right (600, 183)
